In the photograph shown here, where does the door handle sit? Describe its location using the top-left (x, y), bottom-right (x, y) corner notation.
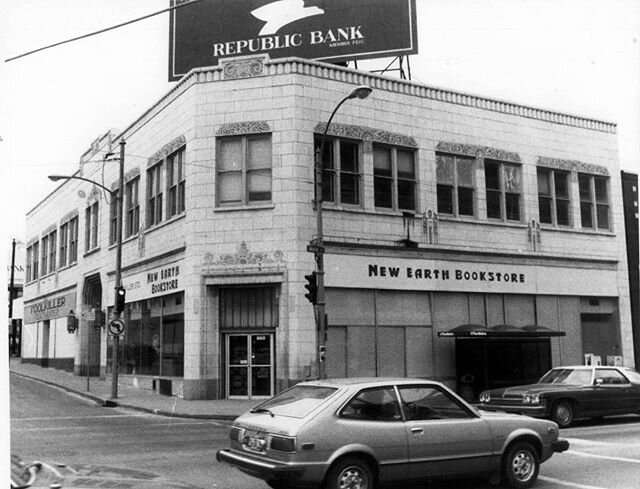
top-left (410, 427), bottom-right (423, 434)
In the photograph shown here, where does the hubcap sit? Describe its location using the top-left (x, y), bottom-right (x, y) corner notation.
top-left (556, 405), bottom-right (571, 425)
top-left (511, 450), bottom-right (534, 482)
top-left (338, 466), bottom-right (367, 489)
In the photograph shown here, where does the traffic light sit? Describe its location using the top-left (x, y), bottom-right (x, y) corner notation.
top-left (318, 345), bottom-right (326, 362)
top-left (66, 314), bottom-right (78, 334)
top-left (304, 271), bottom-right (317, 304)
top-left (115, 286), bottom-right (126, 314)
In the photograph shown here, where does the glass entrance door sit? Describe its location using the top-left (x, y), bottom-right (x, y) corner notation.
top-left (227, 334), bottom-right (273, 399)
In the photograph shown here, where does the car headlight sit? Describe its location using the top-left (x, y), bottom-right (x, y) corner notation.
top-left (229, 426), bottom-right (244, 442)
top-left (523, 393), bottom-right (542, 405)
top-left (479, 392), bottom-right (490, 403)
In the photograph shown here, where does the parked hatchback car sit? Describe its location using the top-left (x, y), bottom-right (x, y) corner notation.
top-left (217, 377), bottom-right (568, 489)
top-left (479, 365), bottom-right (640, 428)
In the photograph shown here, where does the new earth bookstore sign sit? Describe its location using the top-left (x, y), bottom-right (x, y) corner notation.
top-left (113, 263), bottom-right (184, 303)
top-left (169, 0), bottom-right (418, 80)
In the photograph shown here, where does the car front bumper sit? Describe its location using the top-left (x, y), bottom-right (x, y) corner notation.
top-left (552, 439), bottom-right (570, 453)
top-left (216, 449), bottom-right (306, 483)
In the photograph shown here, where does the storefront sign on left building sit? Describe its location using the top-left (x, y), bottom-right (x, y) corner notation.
top-left (24, 291), bottom-right (77, 323)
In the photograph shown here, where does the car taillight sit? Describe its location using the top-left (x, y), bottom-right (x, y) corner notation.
top-left (270, 435), bottom-right (296, 452)
top-left (229, 426), bottom-right (243, 442)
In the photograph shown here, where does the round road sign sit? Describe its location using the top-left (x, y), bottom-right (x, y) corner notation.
top-left (108, 319), bottom-right (125, 336)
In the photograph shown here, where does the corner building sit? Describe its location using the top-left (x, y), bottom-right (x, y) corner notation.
top-left (23, 56), bottom-right (634, 400)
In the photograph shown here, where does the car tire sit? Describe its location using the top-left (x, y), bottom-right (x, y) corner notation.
top-left (551, 400), bottom-right (574, 428)
top-left (502, 441), bottom-right (540, 489)
top-left (324, 456), bottom-right (375, 489)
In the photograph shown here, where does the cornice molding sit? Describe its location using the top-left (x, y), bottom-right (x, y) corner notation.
top-left (436, 141), bottom-right (521, 163)
top-left (314, 122), bottom-right (417, 153)
top-left (217, 121), bottom-right (271, 136)
top-left (147, 135), bottom-right (186, 167)
top-left (221, 56), bottom-right (267, 80)
top-left (537, 156), bottom-right (609, 176)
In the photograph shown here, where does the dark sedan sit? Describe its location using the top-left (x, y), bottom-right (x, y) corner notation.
top-left (478, 365), bottom-right (640, 427)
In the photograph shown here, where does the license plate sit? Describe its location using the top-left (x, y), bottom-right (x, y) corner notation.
top-left (243, 435), bottom-right (267, 453)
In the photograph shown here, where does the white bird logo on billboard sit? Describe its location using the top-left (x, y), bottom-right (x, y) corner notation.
top-left (251, 0), bottom-right (325, 35)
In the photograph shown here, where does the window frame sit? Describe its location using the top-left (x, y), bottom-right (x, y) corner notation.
top-left (537, 167), bottom-right (571, 227)
top-left (109, 189), bottom-right (119, 246)
top-left (84, 201), bottom-right (99, 252)
top-left (167, 147), bottom-right (186, 217)
top-left (216, 134), bottom-right (272, 207)
top-left (579, 173), bottom-right (610, 231)
top-left (59, 222), bottom-right (68, 268)
top-left (40, 235), bottom-right (49, 276)
top-left (68, 216), bottom-right (79, 264)
top-left (485, 159), bottom-right (523, 222)
top-left (147, 162), bottom-right (164, 227)
top-left (47, 230), bottom-right (57, 274)
top-left (316, 135), bottom-right (363, 207)
top-left (125, 177), bottom-right (140, 238)
top-left (373, 144), bottom-right (418, 212)
top-left (436, 153), bottom-right (476, 217)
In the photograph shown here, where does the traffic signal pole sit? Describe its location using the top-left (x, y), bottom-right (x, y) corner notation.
top-left (111, 139), bottom-right (125, 399)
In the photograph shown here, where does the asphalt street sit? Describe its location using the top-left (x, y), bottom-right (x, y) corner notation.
top-left (10, 373), bottom-right (640, 489)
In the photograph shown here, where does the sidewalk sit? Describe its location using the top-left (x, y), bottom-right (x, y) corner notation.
top-left (9, 358), bottom-right (257, 420)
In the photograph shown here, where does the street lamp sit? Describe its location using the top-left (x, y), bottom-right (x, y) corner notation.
top-left (313, 85), bottom-right (372, 379)
top-left (48, 138), bottom-right (125, 398)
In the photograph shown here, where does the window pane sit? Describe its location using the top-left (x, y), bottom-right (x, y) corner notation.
top-left (437, 185), bottom-right (453, 214)
top-left (247, 137), bottom-right (271, 170)
top-left (458, 187), bottom-right (474, 216)
top-left (219, 172), bottom-right (242, 204)
top-left (456, 157), bottom-right (474, 187)
top-left (322, 170), bottom-right (335, 202)
top-left (340, 173), bottom-right (359, 205)
top-left (247, 169), bottom-right (271, 201)
top-left (398, 386), bottom-right (470, 420)
top-left (504, 164), bottom-right (521, 192)
top-left (373, 147), bottom-right (392, 176)
top-left (555, 172), bottom-right (569, 199)
top-left (486, 190), bottom-right (501, 218)
top-left (436, 154), bottom-right (454, 184)
top-left (581, 202), bottom-right (594, 228)
top-left (398, 179), bottom-right (416, 210)
top-left (579, 174), bottom-right (592, 201)
top-left (219, 139), bottom-right (242, 171)
top-left (485, 161), bottom-right (500, 190)
top-left (340, 387), bottom-right (400, 421)
top-left (597, 204), bottom-right (610, 230)
top-left (594, 178), bottom-right (608, 203)
top-left (318, 138), bottom-right (334, 170)
top-left (537, 169), bottom-right (551, 196)
top-left (557, 199), bottom-right (570, 226)
top-left (340, 141), bottom-right (359, 173)
top-left (539, 196), bottom-right (552, 223)
top-left (374, 176), bottom-right (393, 208)
top-left (505, 193), bottom-right (520, 221)
top-left (397, 150), bottom-right (415, 179)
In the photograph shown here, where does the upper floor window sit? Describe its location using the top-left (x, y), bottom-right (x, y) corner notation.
top-left (125, 177), bottom-right (140, 238)
top-left (85, 202), bottom-right (99, 252)
top-left (579, 173), bottom-right (610, 230)
top-left (537, 168), bottom-right (570, 226)
top-left (373, 145), bottom-right (417, 211)
top-left (316, 136), bottom-right (361, 206)
top-left (436, 153), bottom-right (475, 217)
top-left (59, 222), bottom-right (68, 268)
top-left (147, 162), bottom-right (163, 227)
top-left (485, 160), bottom-right (522, 221)
top-left (167, 147), bottom-right (186, 217)
top-left (41, 234), bottom-right (49, 276)
top-left (109, 190), bottom-right (119, 246)
top-left (69, 216), bottom-right (79, 264)
top-left (26, 242), bottom-right (38, 282)
top-left (47, 230), bottom-right (57, 274)
top-left (217, 135), bottom-right (272, 206)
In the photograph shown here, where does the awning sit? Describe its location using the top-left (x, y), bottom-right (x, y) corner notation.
top-left (437, 324), bottom-right (566, 338)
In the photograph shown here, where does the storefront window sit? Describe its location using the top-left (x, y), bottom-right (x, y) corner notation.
top-left (108, 292), bottom-right (184, 376)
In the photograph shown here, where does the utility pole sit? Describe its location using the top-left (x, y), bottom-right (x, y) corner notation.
top-left (111, 139), bottom-right (125, 399)
top-left (9, 238), bottom-right (16, 355)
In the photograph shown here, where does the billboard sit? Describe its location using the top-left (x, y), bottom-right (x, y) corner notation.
top-left (169, 0), bottom-right (418, 81)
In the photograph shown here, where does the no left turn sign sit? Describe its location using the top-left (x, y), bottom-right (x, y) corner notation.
top-left (108, 319), bottom-right (125, 336)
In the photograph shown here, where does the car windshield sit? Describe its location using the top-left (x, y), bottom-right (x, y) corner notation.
top-left (539, 368), bottom-right (592, 385)
top-left (252, 385), bottom-right (338, 418)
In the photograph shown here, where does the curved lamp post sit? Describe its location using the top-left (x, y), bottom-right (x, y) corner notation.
top-left (48, 138), bottom-right (125, 399)
top-left (313, 85), bottom-right (372, 379)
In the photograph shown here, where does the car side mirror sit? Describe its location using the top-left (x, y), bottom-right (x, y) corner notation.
top-left (594, 378), bottom-right (604, 387)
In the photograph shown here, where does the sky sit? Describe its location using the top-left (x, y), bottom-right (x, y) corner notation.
top-left (1, 0), bottom-right (639, 475)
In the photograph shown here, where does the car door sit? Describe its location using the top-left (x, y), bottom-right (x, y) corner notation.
top-left (591, 369), bottom-right (634, 414)
top-left (397, 385), bottom-right (494, 480)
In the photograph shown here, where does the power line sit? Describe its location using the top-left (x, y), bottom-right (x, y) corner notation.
top-left (4, 0), bottom-right (205, 63)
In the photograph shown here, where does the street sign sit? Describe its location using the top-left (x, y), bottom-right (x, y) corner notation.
top-left (108, 319), bottom-right (125, 336)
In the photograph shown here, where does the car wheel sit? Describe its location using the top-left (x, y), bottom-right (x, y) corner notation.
top-left (324, 456), bottom-right (374, 489)
top-left (551, 400), bottom-right (574, 428)
top-left (502, 441), bottom-right (540, 489)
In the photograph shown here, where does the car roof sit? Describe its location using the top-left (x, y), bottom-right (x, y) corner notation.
top-left (298, 377), bottom-right (443, 388)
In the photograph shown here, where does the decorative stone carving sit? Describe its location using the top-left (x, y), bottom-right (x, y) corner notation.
top-left (222, 57), bottom-right (266, 79)
top-left (147, 135), bottom-right (186, 167)
top-left (87, 186), bottom-right (102, 203)
top-left (527, 218), bottom-right (542, 251)
top-left (212, 241), bottom-right (285, 267)
top-left (537, 156), bottom-right (609, 176)
top-left (436, 142), bottom-right (521, 163)
top-left (124, 167), bottom-right (140, 183)
top-left (422, 209), bottom-right (439, 244)
top-left (217, 121), bottom-right (271, 136)
top-left (314, 123), bottom-right (417, 153)
top-left (60, 209), bottom-right (79, 224)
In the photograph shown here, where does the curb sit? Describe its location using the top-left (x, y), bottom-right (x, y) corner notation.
top-left (10, 370), bottom-right (238, 421)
